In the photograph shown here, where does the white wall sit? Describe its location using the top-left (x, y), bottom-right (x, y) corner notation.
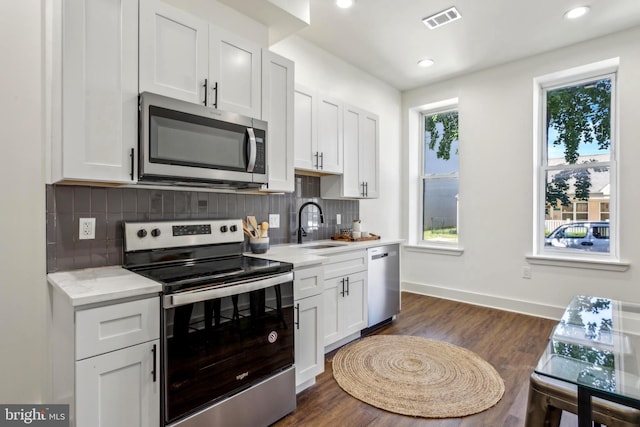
top-left (401, 26), bottom-right (640, 318)
top-left (271, 35), bottom-right (403, 240)
top-left (0, 2), bottom-right (48, 401)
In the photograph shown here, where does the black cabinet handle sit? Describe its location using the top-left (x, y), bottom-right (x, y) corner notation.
top-left (213, 81), bottom-right (219, 109)
top-left (314, 152), bottom-right (319, 169)
top-left (295, 303), bottom-right (300, 330)
top-left (345, 276), bottom-right (350, 296)
top-left (320, 152), bottom-right (324, 170)
top-left (340, 278), bottom-right (345, 297)
top-left (202, 78), bottom-right (208, 105)
top-left (129, 148), bottom-right (134, 180)
top-left (151, 344), bottom-right (157, 382)
top-left (365, 182), bottom-right (368, 197)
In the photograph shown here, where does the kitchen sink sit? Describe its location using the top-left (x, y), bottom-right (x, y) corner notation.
top-left (302, 244), bottom-right (346, 249)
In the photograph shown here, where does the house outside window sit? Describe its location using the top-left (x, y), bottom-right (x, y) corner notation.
top-left (535, 60), bottom-right (617, 259)
top-left (421, 109), bottom-right (459, 244)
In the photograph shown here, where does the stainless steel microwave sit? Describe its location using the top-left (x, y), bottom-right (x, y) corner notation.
top-left (138, 92), bottom-right (267, 188)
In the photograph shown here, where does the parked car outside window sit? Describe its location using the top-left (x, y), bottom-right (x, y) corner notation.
top-left (545, 222), bottom-right (610, 253)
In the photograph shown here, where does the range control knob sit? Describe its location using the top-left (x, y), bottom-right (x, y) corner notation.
top-left (220, 225), bottom-right (228, 233)
top-left (151, 228), bottom-right (161, 237)
top-left (229, 224), bottom-right (238, 232)
top-left (137, 229), bottom-right (148, 238)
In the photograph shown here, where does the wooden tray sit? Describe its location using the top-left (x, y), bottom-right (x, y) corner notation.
top-left (331, 233), bottom-right (381, 242)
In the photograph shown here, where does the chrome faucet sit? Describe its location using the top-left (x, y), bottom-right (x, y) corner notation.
top-left (297, 202), bottom-right (324, 244)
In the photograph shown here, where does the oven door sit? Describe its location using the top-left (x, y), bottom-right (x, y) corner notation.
top-left (162, 272), bottom-right (294, 425)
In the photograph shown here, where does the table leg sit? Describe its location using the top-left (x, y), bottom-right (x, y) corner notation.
top-left (577, 385), bottom-right (593, 427)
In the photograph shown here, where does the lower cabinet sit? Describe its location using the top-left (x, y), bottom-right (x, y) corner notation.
top-left (51, 293), bottom-right (160, 427)
top-left (321, 250), bottom-right (368, 347)
top-left (323, 271), bottom-right (367, 346)
top-left (76, 340), bottom-right (159, 427)
top-left (293, 265), bottom-right (324, 392)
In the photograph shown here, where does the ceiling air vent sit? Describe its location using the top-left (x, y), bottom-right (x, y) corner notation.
top-left (422, 6), bottom-right (461, 30)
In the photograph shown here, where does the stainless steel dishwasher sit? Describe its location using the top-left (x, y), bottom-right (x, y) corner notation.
top-left (367, 244), bottom-right (400, 328)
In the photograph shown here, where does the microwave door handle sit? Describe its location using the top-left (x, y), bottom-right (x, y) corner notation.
top-left (246, 128), bottom-right (257, 172)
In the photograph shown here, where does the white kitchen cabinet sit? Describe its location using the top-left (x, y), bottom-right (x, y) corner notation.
top-left (260, 51), bottom-right (295, 193)
top-left (321, 105), bottom-right (380, 199)
top-left (51, 294), bottom-right (160, 427)
top-left (76, 340), bottom-right (159, 427)
top-left (139, 0), bottom-right (262, 118)
top-left (52, 0), bottom-right (138, 184)
top-left (293, 265), bottom-right (324, 392)
top-left (294, 86), bottom-right (343, 173)
top-left (209, 27), bottom-right (262, 118)
top-left (321, 251), bottom-right (368, 347)
top-left (139, 0), bottom-right (208, 104)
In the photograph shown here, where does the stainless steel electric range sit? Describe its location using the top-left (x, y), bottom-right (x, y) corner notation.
top-left (123, 219), bottom-right (295, 427)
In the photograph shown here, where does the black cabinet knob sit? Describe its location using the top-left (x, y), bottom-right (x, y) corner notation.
top-left (137, 229), bottom-right (147, 238)
top-left (151, 228), bottom-right (161, 237)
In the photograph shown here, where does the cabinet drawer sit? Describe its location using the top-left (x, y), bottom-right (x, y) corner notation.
top-left (323, 250), bottom-right (367, 279)
top-left (294, 265), bottom-right (324, 300)
top-left (76, 297), bottom-right (160, 360)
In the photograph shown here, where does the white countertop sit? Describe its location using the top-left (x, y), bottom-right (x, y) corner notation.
top-left (47, 238), bottom-right (404, 307)
top-left (48, 266), bottom-right (162, 307)
top-left (246, 238), bottom-right (404, 267)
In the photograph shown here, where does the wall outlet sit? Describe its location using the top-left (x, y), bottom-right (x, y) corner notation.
top-left (268, 214), bottom-right (280, 229)
top-left (522, 266), bottom-right (532, 279)
top-left (79, 218), bottom-right (96, 240)
top-left (336, 214), bottom-right (342, 225)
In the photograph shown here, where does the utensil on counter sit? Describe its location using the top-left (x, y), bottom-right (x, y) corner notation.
top-left (260, 221), bottom-right (269, 238)
top-left (242, 219), bottom-right (255, 238)
top-left (248, 216), bottom-right (259, 235)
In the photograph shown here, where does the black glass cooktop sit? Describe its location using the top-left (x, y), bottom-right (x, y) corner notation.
top-left (128, 255), bottom-right (292, 294)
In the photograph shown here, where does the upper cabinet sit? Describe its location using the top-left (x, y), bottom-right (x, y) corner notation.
top-left (261, 51), bottom-right (295, 193)
top-left (321, 105), bottom-right (379, 199)
top-left (209, 27), bottom-right (262, 118)
top-left (139, 0), bottom-right (208, 104)
top-left (294, 85), bottom-right (343, 174)
top-left (140, 0), bottom-right (262, 118)
top-left (51, 0), bottom-right (139, 184)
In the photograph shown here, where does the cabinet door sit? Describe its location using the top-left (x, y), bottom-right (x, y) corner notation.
top-left (342, 105), bottom-right (363, 198)
top-left (341, 271), bottom-right (368, 336)
top-left (261, 51), bottom-right (295, 192)
top-left (76, 340), bottom-right (160, 427)
top-left (322, 277), bottom-right (341, 346)
top-left (317, 96), bottom-right (343, 173)
top-left (293, 85), bottom-right (317, 171)
top-left (295, 294), bottom-right (324, 387)
top-left (61, 0), bottom-right (138, 183)
top-left (359, 112), bottom-right (380, 198)
top-left (139, 0), bottom-right (208, 104)
top-left (209, 26), bottom-right (261, 118)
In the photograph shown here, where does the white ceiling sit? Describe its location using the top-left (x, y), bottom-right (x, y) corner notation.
top-left (292, 0), bottom-right (640, 91)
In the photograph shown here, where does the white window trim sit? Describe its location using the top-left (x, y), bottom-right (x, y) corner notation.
top-left (408, 98), bottom-right (463, 254)
top-left (531, 58), bottom-right (628, 270)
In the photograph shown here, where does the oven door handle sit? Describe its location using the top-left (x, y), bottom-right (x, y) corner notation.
top-left (166, 272), bottom-right (293, 307)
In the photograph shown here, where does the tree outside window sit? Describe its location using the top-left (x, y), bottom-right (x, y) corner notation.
top-left (422, 110), bottom-right (459, 243)
top-left (542, 73), bottom-right (615, 255)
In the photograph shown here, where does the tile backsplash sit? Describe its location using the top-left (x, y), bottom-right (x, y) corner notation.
top-left (46, 175), bottom-right (358, 273)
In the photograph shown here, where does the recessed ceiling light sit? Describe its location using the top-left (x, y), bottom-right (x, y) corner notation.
top-left (418, 59), bottom-right (435, 68)
top-left (564, 6), bottom-right (590, 19)
top-left (336, 0), bottom-right (354, 9)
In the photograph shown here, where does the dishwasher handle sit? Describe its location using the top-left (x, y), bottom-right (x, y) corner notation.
top-left (371, 252), bottom-right (389, 260)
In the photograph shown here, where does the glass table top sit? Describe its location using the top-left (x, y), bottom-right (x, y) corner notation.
top-left (535, 295), bottom-right (640, 403)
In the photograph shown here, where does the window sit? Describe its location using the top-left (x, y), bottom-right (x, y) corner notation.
top-left (421, 109), bottom-right (459, 244)
top-left (536, 62), bottom-right (617, 258)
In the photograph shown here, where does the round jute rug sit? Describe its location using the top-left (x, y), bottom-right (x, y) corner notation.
top-left (332, 335), bottom-right (505, 418)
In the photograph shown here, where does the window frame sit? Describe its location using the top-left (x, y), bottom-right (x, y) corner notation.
top-left (419, 106), bottom-right (460, 248)
top-left (533, 60), bottom-right (619, 263)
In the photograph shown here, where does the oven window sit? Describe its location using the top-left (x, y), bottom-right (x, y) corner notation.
top-left (150, 106), bottom-right (247, 171)
top-left (164, 281), bottom-right (294, 423)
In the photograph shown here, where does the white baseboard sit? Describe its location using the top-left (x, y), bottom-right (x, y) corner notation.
top-left (401, 281), bottom-right (565, 320)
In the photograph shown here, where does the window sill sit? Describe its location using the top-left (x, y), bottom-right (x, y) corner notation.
top-left (526, 254), bottom-right (630, 272)
top-left (404, 244), bottom-right (464, 256)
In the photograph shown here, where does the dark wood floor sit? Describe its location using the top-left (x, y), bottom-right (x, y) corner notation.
top-left (274, 292), bottom-right (572, 427)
